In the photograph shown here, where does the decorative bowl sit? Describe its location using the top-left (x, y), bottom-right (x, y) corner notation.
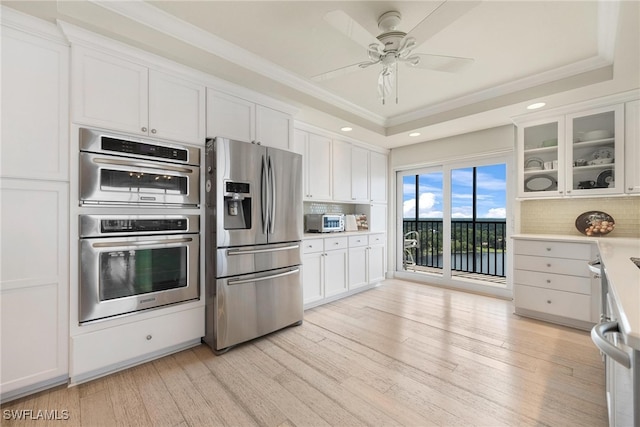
top-left (580, 130), bottom-right (613, 141)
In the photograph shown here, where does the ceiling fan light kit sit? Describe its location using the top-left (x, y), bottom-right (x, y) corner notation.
top-left (314, 1), bottom-right (480, 105)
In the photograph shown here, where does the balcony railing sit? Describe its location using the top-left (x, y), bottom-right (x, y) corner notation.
top-left (403, 219), bottom-right (506, 277)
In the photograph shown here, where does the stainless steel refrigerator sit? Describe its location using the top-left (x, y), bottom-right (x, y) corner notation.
top-left (203, 137), bottom-right (303, 353)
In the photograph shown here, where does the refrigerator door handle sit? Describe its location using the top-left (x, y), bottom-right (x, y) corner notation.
top-left (268, 155), bottom-right (276, 234)
top-left (591, 321), bottom-right (631, 368)
top-left (227, 267), bottom-right (300, 286)
top-left (261, 154), bottom-right (269, 234)
top-left (226, 244), bottom-right (300, 256)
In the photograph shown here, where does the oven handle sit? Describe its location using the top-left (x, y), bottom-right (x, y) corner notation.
top-left (93, 157), bottom-right (195, 174)
top-left (228, 268), bottom-right (300, 286)
top-left (91, 237), bottom-right (193, 248)
top-left (226, 244), bottom-right (300, 256)
top-left (591, 321), bottom-right (631, 368)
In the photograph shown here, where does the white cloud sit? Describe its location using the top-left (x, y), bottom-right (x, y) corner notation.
top-left (404, 193), bottom-right (442, 218)
top-left (484, 207), bottom-right (506, 218)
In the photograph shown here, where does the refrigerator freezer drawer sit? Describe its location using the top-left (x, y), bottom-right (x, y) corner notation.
top-left (211, 266), bottom-right (303, 351)
top-left (216, 242), bottom-right (301, 278)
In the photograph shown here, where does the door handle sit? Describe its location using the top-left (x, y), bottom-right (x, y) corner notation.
top-left (226, 244), bottom-right (300, 256)
top-left (228, 268), bottom-right (300, 285)
top-left (93, 157), bottom-right (194, 174)
top-left (268, 155), bottom-right (276, 234)
top-left (591, 321), bottom-right (631, 368)
top-left (261, 155), bottom-right (268, 234)
top-left (92, 237), bottom-right (193, 248)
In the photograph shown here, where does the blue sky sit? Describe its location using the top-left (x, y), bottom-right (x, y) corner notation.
top-left (403, 164), bottom-right (506, 219)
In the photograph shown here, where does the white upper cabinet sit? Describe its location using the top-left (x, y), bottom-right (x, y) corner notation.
top-left (256, 105), bottom-right (293, 151)
top-left (332, 140), bottom-right (370, 203)
top-left (207, 89), bottom-right (293, 150)
top-left (72, 47), bottom-right (205, 144)
top-left (207, 89), bottom-right (255, 142)
top-left (369, 151), bottom-right (388, 203)
top-left (1, 26), bottom-right (69, 181)
top-left (517, 103), bottom-right (625, 198)
top-left (625, 100), bottom-right (640, 194)
top-left (293, 129), bottom-right (332, 201)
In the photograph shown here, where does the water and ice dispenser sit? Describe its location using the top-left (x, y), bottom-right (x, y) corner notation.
top-left (223, 181), bottom-right (251, 229)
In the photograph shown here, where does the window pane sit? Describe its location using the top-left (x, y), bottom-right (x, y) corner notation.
top-left (476, 164), bottom-right (506, 219)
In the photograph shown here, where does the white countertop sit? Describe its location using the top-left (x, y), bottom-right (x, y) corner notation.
top-left (303, 230), bottom-right (381, 239)
top-left (513, 234), bottom-right (640, 350)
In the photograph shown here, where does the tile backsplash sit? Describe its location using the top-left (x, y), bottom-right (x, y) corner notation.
top-left (520, 197), bottom-right (640, 237)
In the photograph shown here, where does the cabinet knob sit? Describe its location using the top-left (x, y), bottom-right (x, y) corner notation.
top-left (567, 190), bottom-right (571, 193)
top-left (146, 335), bottom-right (152, 340)
top-left (546, 247), bottom-right (551, 251)
top-left (629, 187), bottom-right (633, 191)
top-left (334, 242), bottom-right (339, 245)
top-left (546, 300), bottom-right (552, 304)
top-left (546, 279), bottom-right (551, 283)
top-left (141, 127), bottom-right (148, 132)
top-left (151, 128), bottom-right (157, 134)
top-left (546, 263), bottom-right (551, 267)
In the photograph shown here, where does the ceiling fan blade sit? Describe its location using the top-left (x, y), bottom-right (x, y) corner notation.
top-left (404, 0), bottom-right (480, 47)
top-left (404, 53), bottom-right (474, 73)
top-left (324, 9), bottom-right (382, 50)
top-left (311, 61), bottom-right (376, 82)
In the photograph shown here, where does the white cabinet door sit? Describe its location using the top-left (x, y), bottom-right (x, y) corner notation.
top-left (351, 146), bottom-right (369, 202)
top-left (148, 70), bottom-right (205, 144)
top-left (332, 139), bottom-right (352, 201)
top-left (73, 47), bottom-right (148, 135)
top-left (302, 252), bottom-right (324, 305)
top-left (207, 89), bottom-right (255, 143)
top-left (625, 100), bottom-right (640, 194)
top-left (369, 151), bottom-right (387, 203)
top-left (1, 27), bottom-right (69, 181)
top-left (307, 133), bottom-right (332, 200)
top-left (348, 246), bottom-right (368, 290)
top-left (256, 105), bottom-right (292, 150)
top-left (368, 244), bottom-right (386, 284)
top-left (1, 180), bottom-right (69, 398)
top-left (323, 249), bottom-right (348, 297)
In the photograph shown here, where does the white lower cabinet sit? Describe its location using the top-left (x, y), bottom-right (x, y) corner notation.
top-left (513, 237), bottom-right (599, 329)
top-left (0, 180), bottom-right (69, 401)
top-left (70, 306), bottom-right (204, 383)
top-left (304, 233), bottom-right (386, 308)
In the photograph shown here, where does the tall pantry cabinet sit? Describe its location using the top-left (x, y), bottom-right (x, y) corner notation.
top-left (1, 9), bottom-right (70, 401)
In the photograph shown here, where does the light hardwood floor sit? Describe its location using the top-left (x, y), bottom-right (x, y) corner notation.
top-left (2, 279), bottom-right (607, 426)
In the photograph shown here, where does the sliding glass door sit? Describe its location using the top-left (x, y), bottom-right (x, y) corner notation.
top-left (398, 157), bottom-right (508, 287)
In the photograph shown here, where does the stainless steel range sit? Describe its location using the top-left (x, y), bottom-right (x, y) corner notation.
top-left (203, 137), bottom-right (303, 353)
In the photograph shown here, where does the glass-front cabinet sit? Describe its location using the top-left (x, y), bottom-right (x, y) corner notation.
top-left (517, 104), bottom-right (624, 198)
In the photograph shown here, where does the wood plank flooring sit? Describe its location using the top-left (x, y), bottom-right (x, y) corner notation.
top-left (1, 279), bottom-right (607, 426)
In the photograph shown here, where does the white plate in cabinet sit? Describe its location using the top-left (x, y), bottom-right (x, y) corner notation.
top-left (514, 285), bottom-right (592, 322)
top-left (71, 307), bottom-right (203, 379)
top-left (514, 269), bottom-right (592, 294)
top-left (514, 240), bottom-right (592, 260)
top-left (514, 255), bottom-right (590, 277)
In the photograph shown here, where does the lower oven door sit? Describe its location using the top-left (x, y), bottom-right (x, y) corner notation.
top-left (213, 266), bottom-right (302, 351)
top-left (79, 233), bottom-right (199, 323)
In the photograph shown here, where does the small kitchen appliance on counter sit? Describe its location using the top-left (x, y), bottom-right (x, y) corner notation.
top-left (305, 214), bottom-right (344, 233)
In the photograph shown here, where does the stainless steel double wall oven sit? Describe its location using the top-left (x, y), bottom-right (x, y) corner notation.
top-left (78, 128), bottom-right (201, 323)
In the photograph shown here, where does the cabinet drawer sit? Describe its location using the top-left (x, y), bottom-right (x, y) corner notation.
top-left (71, 307), bottom-right (204, 377)
top-left (324, 236), bottom-right (348, 251)
top-left (368, 233), bottom-right (386, 245)
top-left (302, 239), bottom-right (324, 254)
top-left (514, 269), bottom-right (591, 294)
top-left (348, 235), bottom-right (368, 248)
top-left (514, 255), bottom-right (590, 277)
top-left (514, 240), bottom-right (592, 260)
top-left (514, 285), bottom-right (591, 322)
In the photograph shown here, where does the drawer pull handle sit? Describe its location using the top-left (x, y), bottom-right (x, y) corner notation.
top-left (546, 263), bottom-right (551, 267)
top-left (546, 279), bottom-right (551, 283)
top-left (546, 248), bottom-right (551, 251)
top-left (146, 335), bottom-right (152, 340)
top-left (546, 300), bottom-right (552, 304)
top-left (334, 242), bottom-right (339, 245)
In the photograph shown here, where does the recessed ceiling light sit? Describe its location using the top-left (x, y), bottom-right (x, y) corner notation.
top-left (340, 126), bottom-right (353, 132)
top-left (409, 132), bottom-right (421, 137)
top-left (527, 102), bottom-right (546, 110)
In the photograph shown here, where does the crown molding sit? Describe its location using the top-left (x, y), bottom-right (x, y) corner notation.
top-left (88, 0), bottom-right (386, 127)
top-left (1, 5), bottom-right (68, 45)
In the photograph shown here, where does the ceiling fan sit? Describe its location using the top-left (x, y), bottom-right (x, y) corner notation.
top-left (312, 1), bottom-right (480, 105)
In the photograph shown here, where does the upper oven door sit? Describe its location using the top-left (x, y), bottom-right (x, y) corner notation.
top-left (79, 233), bottom-right (200, 323)
top-left (80, 151), bottom-right (200, 206)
